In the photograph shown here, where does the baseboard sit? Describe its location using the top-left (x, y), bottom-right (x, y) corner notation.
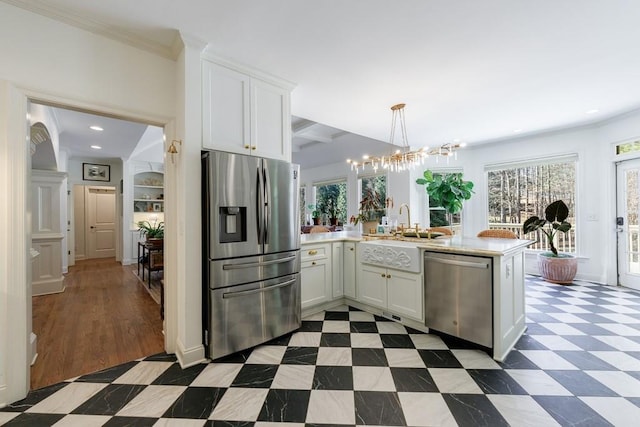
top-left (32, 278), bottom-right (65, 296)
top-left (175, 338), bottom-right (206, 368)
top-left (0, 384), bottom-right (7, 409)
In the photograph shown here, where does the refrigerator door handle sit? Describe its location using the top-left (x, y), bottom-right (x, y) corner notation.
top-left (263, 165), bottom-right (271, 244)
top-left (222, 278), bottom-right (296, 299)
top-left (256, 165), bottom-right (264, 245)
top-left (221, 255), bottom-right (297, 270)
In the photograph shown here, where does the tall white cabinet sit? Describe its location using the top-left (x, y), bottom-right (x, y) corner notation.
top-left (202, 57), bottom-right (294, 161)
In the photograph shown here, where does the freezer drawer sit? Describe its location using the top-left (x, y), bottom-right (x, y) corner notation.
top-left (209, 250), bottom-right (300, 289)
top-left (424, 252), bottom-right (493, 348)
top-left (208, 273), bottom-right (301, 359)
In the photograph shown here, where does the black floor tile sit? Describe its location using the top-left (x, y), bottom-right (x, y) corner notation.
top-left (152, 362), bottom-right (207, 386)
top-left (526, 312), bottom-right (560, 323)
top-left (257, 389), bottom-right (310, 422)
top-left (533, 396), bottom-right (614, 426)
top-left (525, 304), bottom-right (558, 314)
top-left (574, 313), bottom-right (619, 323)
top-left (72, 384), bottom-right (146, 415)
top-left (320, 333), bottom-right (351, 347)
top-left (563, 335), bottom-right (618, 351)
top-left (2, 413), bottom-right (65, 426)
top-left (0, 382), bottom-right (68, 412)
top-left (351, 348), bottom-right (388, 366)
top-left (299, 320), bottom-right (323, 332)
top-left (467, 370), bottom-right (528, 395)
top-left (313, 366), bottom-right (353, 390)
top-left (443, 393), bottom-right (509, 427)
top-left (230, 364), bottom-right (278, 388)
top-left (281, 346), bottom-right (318, 365)
top-left (380, 334), bottom-right (415, 349)
top-left (75, 361), bottom-right (139, 383)
top-left (546, 370), bottom-right (618, 397)
top-left (206, 422), bottom-right (255, 427)
top-left (103, 416), bottom-right (158, 426)
top-left (497, 351), bottom-right (541, 369)
top-left (354, 391), bottom-right (406, 426)
top-left (349, 321), bottom-right (378, 333)
top-left (514, 335), bottom-right (550, 350)
top-left (570, 323), bottom-right (617, 335)
top-left (418, 350), bottom-right (463, 368)
top-left (627, 397), bottom-right (640, 409)
top-left (554, 351), bottom-right (618, 370)
top-left (325, 311), bottom-right (350, 321)
top-left (214, 348), bottom-right (253, 363)
top-left (390, 367), bottom-right (438, 392)
top-left (374, 314), bottom-right (392, 322)
top-left (266, 333), bottom-right (292, 346)
top-left (162, 387), bottom-right (226, 419)
top-left (523, 323), bottom-right (556, 334)
top-left (143, 352), bottom-right (177, 362)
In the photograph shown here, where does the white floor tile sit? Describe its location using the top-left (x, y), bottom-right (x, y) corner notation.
top-left (525, 297), bottom-right (549, 305)
top-left (111, 361), bottom-right (174, 384)
top-left (598, 313), bottom-right (640, 324)
top-left (596, 323), bottom-right (640, 336)
top-left (506, 370), bottom-right (572, 396)
top-left (350, 333), bottom-right (383, 348)
top-left (147, 418), bottom-right (207, 427)
top-left (586, 371), bottom-right (640, 397)
top-left (538, 323), bottom-right (585, 336)
top-left (384, 348), bottom-right (426, 368)
top-left (528, 335), bottom-right (582, 351)
top-left (593, 335), bottom-right (640, 351)
top-left (547, 313), bottom-right (588, 323)
top-left (526, 306), bottom-right (542, 313)
top-left (519, 350), bottom-right (579, 370)
top-left (352, 366), bottom-right (396, 391)
top-left (254, 423), bottom-right (304, 427)
top-left (397, 392), bottom-right (457, 427)
top-left (27, 383), bottom-right (107, 414)
top-left (209, 388), bottom-right (269, 421)
top-left (552, 304), bottom-right (591, 314)
top-left (190, 363), bottom-right (243, 387)
top-left (0, 413), bottom-right (19, 425)
top-left (305, 390), bottom-right (355, 425)
top-left (376, 321), bottom-right (407, 334)
top-left (488, 395), bottom-right (561, 427)
top-left (53, 414), bottom-right (112, 427)
top-left (322, 320), bottom-right (351, 333)
top-left (556, 297), bottom-right (594, 306)
top-left (428, 368), bottom-right (483, 394)
top-left (601, 305), bottom-right (639, 314)
top-left (349, 311), bottom-right (376, 321)
top-left (410, 334), bottom-right (448, 350)
top-left (271, 365), bottom-right (315, 389)
top-left (287, 332), bottom-right (322, 347)
top-left (579, 396), bottom-right (640, 427)
top-left (116, 385), bottom-right (186, 418)
top-left (302, 312), bottom-right (325, 321)
top-left (590, 351), bottom-right (640, 371)
top-left (316, 347), bottom-right (352, 366)
top-left (601, 297), bottom-right (639, 306)
top-left (245, 345), bottom-right (287, 364)
top-left (451, 349), bottom-right (501, 369)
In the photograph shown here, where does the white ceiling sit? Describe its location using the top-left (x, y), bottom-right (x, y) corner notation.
top-left (12, 0), bottom-right (640, 168)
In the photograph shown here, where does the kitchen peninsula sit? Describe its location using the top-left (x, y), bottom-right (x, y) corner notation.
top-left (300, 231), bottom-right (533, 361)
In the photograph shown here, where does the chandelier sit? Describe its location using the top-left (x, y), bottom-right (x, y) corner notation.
top-left (346, 103), bottom-right (465, 173)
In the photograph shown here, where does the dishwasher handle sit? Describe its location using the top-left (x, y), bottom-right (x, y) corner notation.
top-left (424, 255), bottom-right (489, 269)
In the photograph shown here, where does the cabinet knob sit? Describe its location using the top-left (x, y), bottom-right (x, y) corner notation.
top-left (312, 261), bottom-right (316, 266)
top-left (308, 250), bottom-right (318, 255)
top-left (350, 247), bottom-right (354, 251)
top-left (251, 146), bottom-right (257, 150)
top-left (381, 273), bottom-right (386, 278)
top-left (244, 145), bottom-right (250, 149)
top-left (387, 274), bottom-right (391, 278)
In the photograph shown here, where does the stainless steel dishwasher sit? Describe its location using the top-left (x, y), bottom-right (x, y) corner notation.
top-left (424, 252), bottom-right (493, 348)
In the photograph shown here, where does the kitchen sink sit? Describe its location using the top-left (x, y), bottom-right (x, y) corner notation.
top-left (359, 240), bottom-right (421, 273)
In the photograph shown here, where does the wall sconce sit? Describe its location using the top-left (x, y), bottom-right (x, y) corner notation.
top-left (168, 139), bottom-right (182, 164)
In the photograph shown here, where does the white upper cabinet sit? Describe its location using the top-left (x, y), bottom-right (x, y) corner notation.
top-left (202, 58), bottom-right (292, 161)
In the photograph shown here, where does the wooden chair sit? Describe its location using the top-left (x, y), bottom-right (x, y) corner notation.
top-left (477, 229), bottom-right (518, 239)
top-left (310, 225), bottom-right (331, 234)
top-left (426, 227), bottom-right (453, 236)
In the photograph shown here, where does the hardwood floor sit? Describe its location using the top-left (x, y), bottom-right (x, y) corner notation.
top-left (30, 258), bottom-right (165, 390)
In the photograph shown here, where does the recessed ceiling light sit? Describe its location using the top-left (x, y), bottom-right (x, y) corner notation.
top-left (586, 109), bottom-right (599, 114)
top-left (513, 129), bottom-right (522, 133)
top-left (89, 125), bottom-right (104, 131)
top-left (90, 145), bottom-right (102, 150)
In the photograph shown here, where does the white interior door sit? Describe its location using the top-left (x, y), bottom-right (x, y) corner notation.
top-left (616, 158), bottom-right (640, 290)
top-left (86, 186), bottom-right (116, 259)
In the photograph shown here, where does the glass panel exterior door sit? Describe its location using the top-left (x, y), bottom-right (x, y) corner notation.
top-left (617, 159), bottom-right (640, 290)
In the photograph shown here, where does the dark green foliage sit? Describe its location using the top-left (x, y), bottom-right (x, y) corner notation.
top-left (522, 200), bottom-right (572, 256)
top-left (416, 170), bottom-right (474, 216)
top-left (137, 220), bottom-right (164, 239)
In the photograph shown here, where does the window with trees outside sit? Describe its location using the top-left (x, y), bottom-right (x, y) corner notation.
top-left (314, 180), bottom-right (347, 225)
top-left (359, 175), bottom-right (387, 218)
top-left (486, 156), bottom-right (576, 253)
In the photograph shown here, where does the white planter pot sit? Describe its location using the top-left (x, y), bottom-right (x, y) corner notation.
top-left (537, 253), bottom-right (577, 284)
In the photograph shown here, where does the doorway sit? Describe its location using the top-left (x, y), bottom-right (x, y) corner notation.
top-left (616, 158), bottom-right (640, 290)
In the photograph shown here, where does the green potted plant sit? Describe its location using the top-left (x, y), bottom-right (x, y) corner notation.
top-left (522, 199), bottom-right (577, 284)
top-left (416, 170), bottom-right (474, 233)
top-left (326, 198), bottom-right (340, 226)
top-left (350, 186), bottom-right (384, 234)
top-left (137, 219), bottom-right (164, 246)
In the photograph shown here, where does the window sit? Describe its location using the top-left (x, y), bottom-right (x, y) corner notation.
top-left (425, 171), bottom-right (463, 228)
top-left (314, 180), bottom-right (347, 225)
top-left (359, 175), bottom-right (387, 219)
top-left (486, 156), bottom-right (577, 253)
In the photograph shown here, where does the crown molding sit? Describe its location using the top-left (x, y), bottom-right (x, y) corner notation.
top-left (2, 0), bottom-right (177, 60)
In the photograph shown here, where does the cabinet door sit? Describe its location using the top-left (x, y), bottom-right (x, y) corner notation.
top-left (202, 60), bottom-right (251, 153)
top-left (358, 264), bottom-right (387, 309)
top-left (332, 242), bottom-right (343, 298)
top-left (343, 242), bottom-right (356, 298)
top-left (387, 270), bottom-right (424, 321)
top-left (301, 258), bottom-right (331, 309)
top-left (251, 78), bottom-right (290, 161)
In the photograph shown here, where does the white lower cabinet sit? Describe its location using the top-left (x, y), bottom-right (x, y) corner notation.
top-left (358, 263), bottom-right (423, 321)
top-left (332, 242), bottom-right (344, 298)
top-left (301, 243), bottom-right (333, 309)
top-left (343, 241), bottom-right (357, 298)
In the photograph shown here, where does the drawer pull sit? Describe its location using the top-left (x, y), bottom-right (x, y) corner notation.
top-left (308, 249), bottom-right (318, 255)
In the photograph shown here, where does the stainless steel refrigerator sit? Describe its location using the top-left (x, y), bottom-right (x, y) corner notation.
top-left (202, 150), bottom-right (301, 359)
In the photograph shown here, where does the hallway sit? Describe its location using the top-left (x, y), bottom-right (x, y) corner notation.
top-left (30, 258), bottom-right (164, 390)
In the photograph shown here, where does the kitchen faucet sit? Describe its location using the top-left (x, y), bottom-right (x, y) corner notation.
top-left (399, 203), bottom-right (410, 231)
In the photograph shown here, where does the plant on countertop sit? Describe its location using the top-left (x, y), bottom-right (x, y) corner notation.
top-left (137, 219), bottom-right (164, 239)
top-left (522, 199), bottom-right (572, 256)
top-left (350, 185), bottom-right (385, 225)
top-left (416, 170), bottom-right (474, 225)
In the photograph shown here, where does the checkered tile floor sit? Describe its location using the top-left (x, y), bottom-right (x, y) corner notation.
top-left (3, 276), bottom-right (640, 426)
